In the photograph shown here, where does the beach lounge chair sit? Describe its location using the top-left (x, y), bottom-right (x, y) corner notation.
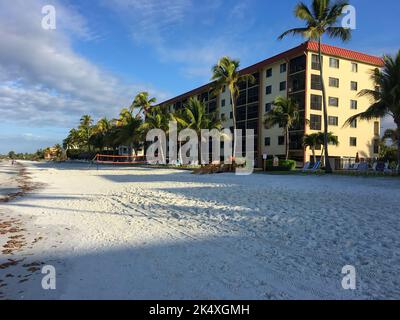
top-left (301, 162), bottom-right (311, 172)
top-left (373, 162), bottom-right (392, 173)
top-left (384, 162), bottom-right (394, 174)
top-left (357, 162), bottom-right (369, 172)
top-left (305, 161), bottom-right (321, 172)
top-left (375, 162), bottom-right (385, 172)
top-left (349, 163), bottom-right (359, 170)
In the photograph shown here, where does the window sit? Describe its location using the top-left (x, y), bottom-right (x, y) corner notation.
top-left (221, 99), bottom-right (226, 107)
top-left (350, 100), bottom-right (358, 110)
top-left (352, 63), bottom-right (358, 73)
top-left (329, 57), bottom-right (340, 68)
top-left (350, 137), bottom-right (357, 147)
top-left (265, 85), bottom-right (272, 95)
top-left (237, 91), bottom-right (246, 105)
top-left (265, 103), bottom-right (272, 112)
top-left (350, 119), bottom-right (357, 128)
top-left (311, 74), bottom-right (322, 90)
top-left (310, 114), bottom-right (322, 130)
top-left (247, 87), bottom-right (258, 104)
top-left (373, 139), bottom-right (379, 154)
top-left (280, 81), bottom-right (287, 91)
top-left (374, 121), bottom-right (380, 136)
top-left (247, 104), bottom-right (258, 119)
top-left (280, 63), bottom-right (287, 73)
top-left (230, 112), bottom-right (233, 119)
top-left (328, 116), bottom-right (339, 126)
top-left (278, 136), bottom-right (285, 145)
top-left (311, 54), bottom-right (321, 70)
top-left (266, 68), bottom-right (272, 78)
top-left (329, 97), bottom-right (339, 107)
top-left (236, 107), bottom-right (246, 121)
top-left (351, 81), bottom-right (358, 91)
top-left (223, 85), bottom-right (226, 92)
top-left (329, 77), bottom-right (339, 88)
top-left (265, 137), bottom-right (271, 146)
top-left (310, 94), bottom-right (322, 110)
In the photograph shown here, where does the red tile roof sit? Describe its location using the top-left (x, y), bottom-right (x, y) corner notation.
top-left (306, 41), bottom-right (384, 67)
top-left (158, 41), bottom-right (384, 106)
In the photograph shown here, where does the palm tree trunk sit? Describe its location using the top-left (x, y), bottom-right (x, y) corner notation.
top-left (318, 37), bottom-right (333, 173)
top-left (230, 91), bottom-right (237, 160)
top-left (320, 146), bottom-right (325, 165)
top-left (397, 125), bottom-right (400, 173)
top-left (312, 148), bottom-right (316, 164)
top-left (285, 127), bottom-right (289, 160)
top-left (129, 143), bottom-right (133, 162)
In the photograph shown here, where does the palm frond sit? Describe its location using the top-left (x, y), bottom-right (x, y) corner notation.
top-left (278, 27), bottom-right (309, 40)
top-left (343, 102), bottom-right (387, 127)
top-left (294, 2), bottom-right (315, 23)
top-left (326, 26), bottom-right (351, 41)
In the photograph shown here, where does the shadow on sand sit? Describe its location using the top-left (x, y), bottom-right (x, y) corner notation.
top-left (1, 234), bottom-right (368, 300)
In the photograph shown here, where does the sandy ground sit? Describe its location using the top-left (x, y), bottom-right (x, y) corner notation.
top-left (0, 161), bottom-right (22, 202)
top-left (0, 160), bottom-right (400, 300)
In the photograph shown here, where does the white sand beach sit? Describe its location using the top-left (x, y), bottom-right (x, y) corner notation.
top-left (1, 160), bottom-right (400, 300)
top-left (0, 161), bottom-right (21, 202)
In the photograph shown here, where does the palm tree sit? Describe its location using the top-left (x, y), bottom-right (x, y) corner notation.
top-left (91, 118), bottom-right (113, 151)
top-left (113, 108), bottom-right (143, 156)
top-left (78, 115), bottom-right (94, 151)
top-left (316, 131), bottom-right (339, 161)
top-left (383, 128), bottom-right (399, 146)
top-left (63, 128), bottom-right (80, 150)
top-left (211, 57), bottom-right (255, 158)
top-left (95, 117), bottom-right (112, 135)
top-left (264, 97), bottom-right (302, 160)
top-left (53, 144), bottom-right (63, 159)
top-left (115, 108), bottom-right (134, 127)
top-left (141, 106), bottom-right (171, 163)
top-left (303, 133), bottom-right (320, 163)
top-left (131, 92), bottom-right (157, 118)
top-left (345, 50), bottom-right (400, 171)
top-left (172, 107), bottom-right (186, 164)
top-left (279, 0), bottom-right (352, 173)
top-left (172, 97), bottom-right (223, 164)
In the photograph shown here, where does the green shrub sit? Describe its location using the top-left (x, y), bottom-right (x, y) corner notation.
top-left (265, 159), bottom-right (296, 171)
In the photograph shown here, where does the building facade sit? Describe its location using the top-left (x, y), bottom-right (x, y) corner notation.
top-left (157, 41), bottom-right (384, 169)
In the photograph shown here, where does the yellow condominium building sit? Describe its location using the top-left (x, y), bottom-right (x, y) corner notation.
top-left (157, 41), bottom-right (384, 169)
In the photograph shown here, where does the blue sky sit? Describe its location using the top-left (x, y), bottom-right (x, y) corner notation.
top-left (0, 0), bottom-right (399, 153)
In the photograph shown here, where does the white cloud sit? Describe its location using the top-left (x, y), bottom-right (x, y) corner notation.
top-left (156, 38), bottom-right (249, 81)
top-left (103, 0), bottom-right (256, 82)
top-left (0, 0), bottom-right (168, 131)
top-left (105, 0), bottom-right (191, 44)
